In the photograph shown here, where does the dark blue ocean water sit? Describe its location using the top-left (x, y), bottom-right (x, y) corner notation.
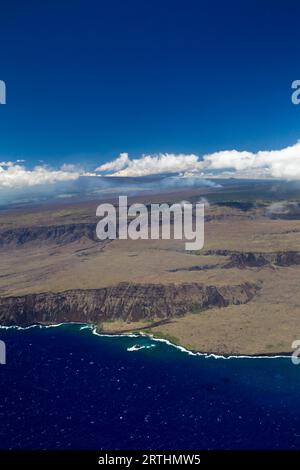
top-left (0, 324), bottom-right (299, 450)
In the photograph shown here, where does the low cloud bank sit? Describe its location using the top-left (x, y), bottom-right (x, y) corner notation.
top-left (201, 141), bottom-right (300, 179)
top-left (0, 162), bottom-right (81, 188)
top-left (96, 141), bottom-right (300, 180)
top-left (3, 140), bottom-right (300, 190)
top-left (96, 152), bottom-right (201, 177)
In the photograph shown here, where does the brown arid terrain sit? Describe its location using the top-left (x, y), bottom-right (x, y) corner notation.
top-left (1, 183), bottom-right (300, 356)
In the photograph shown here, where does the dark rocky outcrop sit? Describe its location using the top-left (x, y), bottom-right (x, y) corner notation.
top-left (171, 250), bottom-right (300, 272)
top-left (215, 201), bottom-right (256, 212)
top-left (0, 281), bottom-right (260, 327)
top-left (224, 251), bottom-right (300, 268)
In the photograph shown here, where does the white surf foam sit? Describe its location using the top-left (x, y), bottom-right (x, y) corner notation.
top-left (0, 322), bottom-right (289, 360)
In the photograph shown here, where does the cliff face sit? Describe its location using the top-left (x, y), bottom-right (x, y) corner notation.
top-left (0, 282), bottom-right (260, 327)
top-left (171, 251), bottom-right (300, 272)
top-left (214, 250), bottom-right (300, 269)
top-left (220, 251), bottom-right (300, 269)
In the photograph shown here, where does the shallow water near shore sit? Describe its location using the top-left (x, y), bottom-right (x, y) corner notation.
top-left (0, 323), bottom-right (299, 449)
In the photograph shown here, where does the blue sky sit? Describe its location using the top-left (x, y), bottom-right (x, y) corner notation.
top-left (1, 0), bottom-right (300, 197)
top-left (0, 0), bottom-right (300, 166)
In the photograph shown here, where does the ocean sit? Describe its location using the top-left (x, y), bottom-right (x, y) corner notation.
top-left (0, 324), bottom-right (299, 450)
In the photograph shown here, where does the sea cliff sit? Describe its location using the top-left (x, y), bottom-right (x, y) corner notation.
top-left (0, 281), bottom-right (260, 326)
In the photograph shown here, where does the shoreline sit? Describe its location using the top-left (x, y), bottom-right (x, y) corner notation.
top-left (0, 321), bottom-right (292, 360)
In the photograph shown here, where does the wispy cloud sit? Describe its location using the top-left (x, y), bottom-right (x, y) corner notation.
top-left (0, 159), bottom-right (25, 168)
top-left (266, 201), bottom-right (299, 216)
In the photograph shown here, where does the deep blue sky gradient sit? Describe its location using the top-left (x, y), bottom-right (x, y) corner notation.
top-left (1, 0), bottom-right (300, 168)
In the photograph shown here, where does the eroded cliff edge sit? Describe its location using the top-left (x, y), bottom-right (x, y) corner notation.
top-left (0, 281), bottom-right (260, 327)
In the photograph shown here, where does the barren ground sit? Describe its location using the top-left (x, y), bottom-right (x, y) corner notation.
top-left (1, 186), bottom-right (300, 355)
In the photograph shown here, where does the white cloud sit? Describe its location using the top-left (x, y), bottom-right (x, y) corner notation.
top-left (0, 164), bottom-right (81, 188)
top-left (202, 150), bottom-right (256, 171)
top-left (95, 141), bottom-right (300, 180)
top-left (95, 152), bottom-right (129, 173)
top-left (4, 140), bottom-right (300, 189)
top-left (197, 197), bottom-right (210, 208)
top-left (60, 163), bottom-right (83, 173)
top-left (201, 141), bottom-right (300, 179)
top-left (0, 159), bottom-right (26, 168)
top-left (0, 161), bottom-right (16, 168)
top-left (266, 201), bottom-right (299, 216)
top-left (96, 153), bottom-right (202, 177)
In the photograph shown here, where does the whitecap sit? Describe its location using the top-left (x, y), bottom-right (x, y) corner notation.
top-left (0, 322), bottom-right (290, 360)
